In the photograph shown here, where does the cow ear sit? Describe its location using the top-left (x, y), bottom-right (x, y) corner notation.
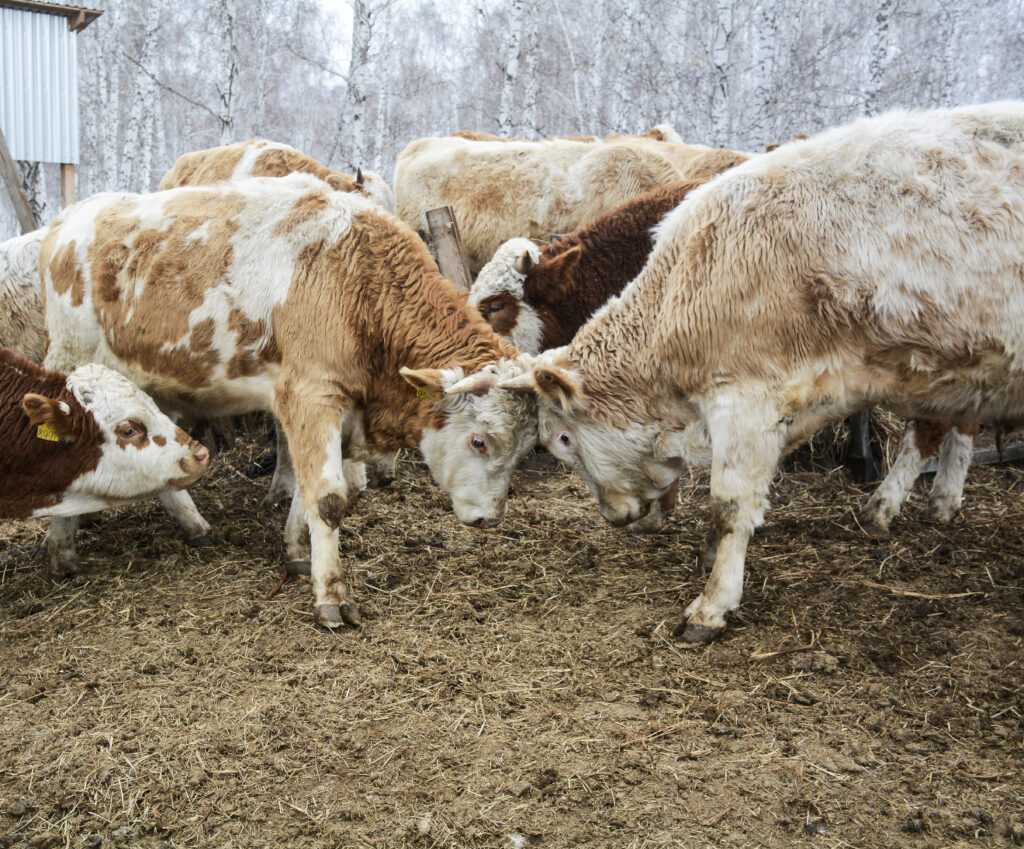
top-left (399, 367), bottom-right (446, 390)
top-left (355, 168), bottom-right (365, 187)
top-left (514, 248), bottom-right (534, 276)
top-left (534, 366), bottom-right (579, 411)
top-left (549, 244), bottom-right (582, 280)
top-left (21, 393), bottom-right (74, 436)
top-left (446, 370), bottom-right (496, 396)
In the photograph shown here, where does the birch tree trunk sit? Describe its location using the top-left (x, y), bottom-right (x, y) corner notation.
top-left (497, 0), bottom-right (525, 136)
top-left (864, 0), bottom-right (896, 116)
top-left (337, 0), bottom-right (373, 169)
top-left (521, 2), bottom-right (540, 138)
top-left (552, 0), bottom-right (583, 133)
top-left (98, 1), bottom-right (123, 190)
top-left (121, 0), bottom-right (161, 190)
top-left (215, 0), bottom-right (240, 144)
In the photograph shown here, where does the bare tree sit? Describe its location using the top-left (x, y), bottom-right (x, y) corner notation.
top-left (121, 1), bottom-right (161, 189)
top-left (497, 0), bottom-right (525, 136)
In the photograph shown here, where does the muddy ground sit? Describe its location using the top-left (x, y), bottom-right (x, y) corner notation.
top-left (1, 439), bottom-right (1022, 849)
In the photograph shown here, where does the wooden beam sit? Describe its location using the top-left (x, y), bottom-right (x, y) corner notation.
top-left (60, 163), bottom-right (76, 208)
top-left (423, 206), bottom-right (473, 291)
top-left (845, 411), bottom-right (880, 482)
top-left (0, 128), bottom-right (38, 234)
top-left (0, 1), bottom-right (103, 32)
top-left (923, 443), bottom-right (1024, 475)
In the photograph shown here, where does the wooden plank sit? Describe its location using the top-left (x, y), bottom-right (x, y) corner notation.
top-left (424, 206), bottom-right (473, 291)
top-left (60, 163), bottom-right (76, 208)
top-left (844, 411), bottom-right (880, 482)
top-left (0, 128), bottom-right (38, 234)
top-left (922, 443), bottom-right (1024, 475)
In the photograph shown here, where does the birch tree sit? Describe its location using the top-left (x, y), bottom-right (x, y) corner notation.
top-left (121, 1), bottom-right (161, 189)
top-left (497, 0), bottom-right (525, 136)
top-left (520, 2), bottom-right (540, 138)
top-left (215, 0), bottom-right (240, 144)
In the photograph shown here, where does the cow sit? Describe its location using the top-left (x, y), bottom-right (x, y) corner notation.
top-left (160, 138), bottom-right (395, 213)
top-left (471, 181), bottom-right (986, 535)
top-left (394, 127), bottom-right (748, 274)
top-left (40, 173), bottom-right (537, 628)
top-left (0, 229), bottom-right (47, 363)
top-left (160, 138), bottom-right (398, 498)
top-left (0, 348), bottom-right (210, 574)
top-left (499, 102), bottom-right (1024, 643)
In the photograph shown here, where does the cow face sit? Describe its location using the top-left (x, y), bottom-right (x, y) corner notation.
top-left (470, 239), bottom-right (545, 354)
top-left (500, 357), bottom-right (686, 527)
top-left (401, 361), bottom-right (537, 527)
top-left (23, 364), bottom-right (210, 514)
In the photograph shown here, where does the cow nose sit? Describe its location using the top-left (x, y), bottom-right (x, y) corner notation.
top-left (471, 517), bottom-right (489, 528)
top-left (192, 443), bottom-right (210, 466)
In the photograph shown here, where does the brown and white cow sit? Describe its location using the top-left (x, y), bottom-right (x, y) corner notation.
top-left (0, 229), bottom-right (47, 363)
top-left (471, 180), bottom-right (986, 534)
top-left (0, 349), bottom-right (209, 574)
top-left (394, 127), bottom-right (747, 274)
top-left (161, 138), bottom-right (398, 497)
top-left (41, 174), bottom-right (537, 628)
top-left (502, 101), bottom-right (1024, 643)
top-left (160, 138), bottom-right (395, 213)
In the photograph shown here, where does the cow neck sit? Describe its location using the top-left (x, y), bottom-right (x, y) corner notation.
top-left (536, 185), bottom-right (691, 350)
top-left (354, 213), bottom-right (516, 450)
top-left (0, 351), bottom-right (103, 519)
top-left (564, 246), bottom-right (675, 428)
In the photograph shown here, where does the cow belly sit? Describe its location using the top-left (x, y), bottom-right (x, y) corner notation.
top-left (139, 370), bottom-right (280, 419)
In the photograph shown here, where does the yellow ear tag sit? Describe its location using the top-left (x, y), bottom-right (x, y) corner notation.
top-left (36, 423), bottom-right (61, 442)
top-left (415, 386), bottom-right (441, 401)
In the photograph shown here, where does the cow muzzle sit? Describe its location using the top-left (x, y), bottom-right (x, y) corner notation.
top-left (170, 440), bottom-right (211, 489)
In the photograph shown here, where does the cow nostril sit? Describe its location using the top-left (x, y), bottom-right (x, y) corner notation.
top-left (472, 517), bottom-right (488, 528)
top-left (193, 444), bottom-right (210, 464)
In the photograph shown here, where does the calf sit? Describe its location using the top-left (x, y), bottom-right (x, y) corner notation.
top-left (0, 349), bottom-right (209, 574)
top-left (502, 101), bottom-right (1024, 643)
top-left (41, 174), bottom-right (536, 628)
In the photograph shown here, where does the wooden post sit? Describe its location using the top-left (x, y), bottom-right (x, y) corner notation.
top-left (60, 163), bottom-right (77, 208)
top-left (0, 128), bottom-right (38, 234)
top-left (845, 411), bottom-right (880, 483)
top-left (423, 206), bottom-right (473, 291)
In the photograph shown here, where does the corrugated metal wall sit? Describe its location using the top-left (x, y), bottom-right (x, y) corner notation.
top-left (0, 6), bottom-right (79, 164)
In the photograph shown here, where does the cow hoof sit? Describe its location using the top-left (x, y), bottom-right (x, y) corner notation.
top-left (858, 510), bottom-right (891, 539)
top-left (185, 533), bottom-right (213, 549)
top-left (47, 559), bottom-right (80, 580)
top-left (672, 621), bottom-right (723, 645)
top-left (314, 603), bottom-right (361, 629)
top-left (284, 559), bottom-right (312, 577)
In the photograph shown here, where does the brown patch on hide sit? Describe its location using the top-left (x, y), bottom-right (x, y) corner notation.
top-left (912, 419), bottom-right (952, 459)
top-left (47, 240), bottom-right (86, 307)
top-left (83, 191), bottom-right (246, 389)
top-left (226, 309), bottom-right (274, 379)
top-left (159, 144), bottom-right (248, 189)
top-left (153, 435), bottom-right (167, 447)
top-left (476, 293), bottom-right (520, 336)
top-left (273, 190), bottom-right (332, 237)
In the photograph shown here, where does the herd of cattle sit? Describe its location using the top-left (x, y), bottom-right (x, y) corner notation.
top-left (1, 101), bottom-right (1022, 642)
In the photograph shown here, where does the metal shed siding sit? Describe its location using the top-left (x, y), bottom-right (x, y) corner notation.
top-left (0, 6), bottom-right (79, 164)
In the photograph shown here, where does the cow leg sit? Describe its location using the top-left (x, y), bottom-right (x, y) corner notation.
top-left (45, 516), bottom-right (80, 578)
top-left (157, 489), bottom-right (211, 543)
top-left (929, 421), bottom-right (977, 522)
top-left (862, 419), bottom-right (949, 533)
top-left (366, 450), bottom-right (398, 488)
top-left (675, 398), bottom-right (784, 644)
top-left (264, 420), bottom-right (297, 505)
top-left (274, 386), bottom-right (359, 629)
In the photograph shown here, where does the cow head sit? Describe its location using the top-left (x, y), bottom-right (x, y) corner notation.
top-left (471, 238), bottom-right (583, 354)
top-left (23, 364), bottom-right (210, 514)
top-left (500, 353), bottom-right (697, 527)
top-left (355, 168), bottom-right (396, 213)
top-left (400, 360), bottom-right (537, 527)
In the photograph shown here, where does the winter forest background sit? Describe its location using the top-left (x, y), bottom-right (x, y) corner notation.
top-left (2, 0), bottom-right (1023, 238)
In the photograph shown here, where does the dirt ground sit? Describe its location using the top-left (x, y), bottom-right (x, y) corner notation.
top-left (1, 438), bottom-right (1022, 849)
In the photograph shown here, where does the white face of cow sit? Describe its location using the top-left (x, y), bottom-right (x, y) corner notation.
top-left (23, 364), bottom-right (211, 512)
top-left (469, 239), bottom-right (544, 354)
top-left (500, 356), bottom-right (686, 527)
top-left (401, 361), bottom-right (538, 527)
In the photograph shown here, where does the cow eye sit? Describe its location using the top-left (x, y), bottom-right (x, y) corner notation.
top-left (470, 434), bottom-right (488, 455)
top-left (558, 432), bottom-right (571, 447)
top-left (115, 420), bottom-right (147, 440)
